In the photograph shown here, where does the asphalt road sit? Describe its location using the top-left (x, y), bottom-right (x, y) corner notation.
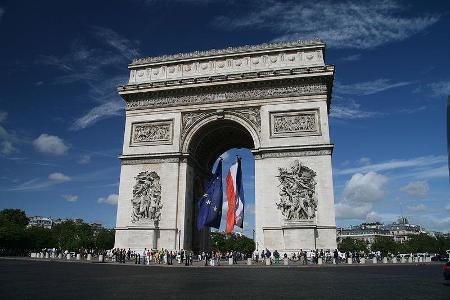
top-left (0, 259), bottom-right (448, 299)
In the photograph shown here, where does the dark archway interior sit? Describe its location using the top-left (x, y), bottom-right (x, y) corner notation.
top-left (187, 119), bottom-right (255, 252)
top-left (188, 119), bottom-right (255, 172)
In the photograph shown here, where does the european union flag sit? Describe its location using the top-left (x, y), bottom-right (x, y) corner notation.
top-left (197, 160), bottom-right (223, 231)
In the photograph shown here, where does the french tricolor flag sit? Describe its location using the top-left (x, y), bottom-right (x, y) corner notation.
top-left (225, 158), bottom-right (245, 233)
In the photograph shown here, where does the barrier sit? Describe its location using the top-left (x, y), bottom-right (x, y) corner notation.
top-left (284, 258), bottom-right (289, 265)
top-left (360, 258), bottom-right (365, 264)
top-left (333, 258), bottom-right (336, 264)
top-left (408, 257), bottom-right (412, 263)
top-left (382, 257), bottom-right (387, 264)
top-left (247, 258), bottom-right (252, 265)
top-left (347, 258), bottom-right (352, 264)
top-left (98, 254), bottom-right (104, 262)
top-left (392, 257), bottom-right (397, 264)
top-left (66, 254), bottom-right (71, 260)
top-left (45, 253), bottom-right (49, 259)
top-left (87, 254), bottom-right (92, 261)
top-left (228, 258), bottom-right (233, 265)
top-left (76, 254), bottom-right (81, 260)
top-left (372, 257), bottom-right (377, 264)
top-left (58, 253), bottom-right (62, 259)
top-left (265, 258), bottom-right (271, 266)
top-left (317, 257), bottom-right (322, 265)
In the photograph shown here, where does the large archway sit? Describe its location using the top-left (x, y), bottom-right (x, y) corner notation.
top-left (183, 117), bottom-right (256, 252)
top-left (114, 39), bottom-right (337, 253)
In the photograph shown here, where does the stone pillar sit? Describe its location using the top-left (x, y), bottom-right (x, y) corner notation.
top-left (45, 253), bottom-right (49, 259)
top-left (347, 258), bottom-right (352, 264)
top-left (66, 253), bottom-right (71, 260)
top-left (76, 254), bottom-right (81, 260)
top-left (228, 258), bottom-right (233, 265)
top-left (247, 258), bottom-right (252, 265)
top-left (382, 257), bottom-right (387, 264)
top-left (284, 258), bottom-right (289, 265)
top-left (408, 257), bottom-right (412, 263)
top-left (332, 258), bottom-right (336, 264)
top-left (317, 257), bottom-right (322, 265)
top-left (360, 258), bottom-right (365, 264)
top-left (87, 254), bottom-right (92, 261)
top-left (265, 258), bottom-right (271, 266)
top-left (51, 253), bottom-right (55, 259)
top-left (372, 257), bottom-right (377, 264)
top-left (401, 257), bottom-right (405, 263)
top-left (392, 257), bottom-right (397, 263)
top-left (99, 254), bottom-right (104, 262)
top-left (58, 253), bottom-right (62, 259)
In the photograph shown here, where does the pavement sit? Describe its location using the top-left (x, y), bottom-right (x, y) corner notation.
top-left (0, 258), bottom-right (448, 299)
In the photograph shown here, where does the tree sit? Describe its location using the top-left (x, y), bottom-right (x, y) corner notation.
top-left (95, 229), bottom-right (115, 251)
top-left (0, 209), bottom-right (28, 228)
top-left (338, 238), bottom-right (368, 253)
top-left (371, 236), bottom-right (398, 254)
top-left (209, 232), bottom-right (255, 255)
top-left (26, 226), bottom-right (55, 251)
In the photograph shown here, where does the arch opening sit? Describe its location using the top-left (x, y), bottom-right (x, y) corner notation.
top-left (185, 119), bottom-right (256, 252)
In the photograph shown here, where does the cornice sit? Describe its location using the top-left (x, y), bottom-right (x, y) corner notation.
top-left (131, 39), bottom-right (324, 66)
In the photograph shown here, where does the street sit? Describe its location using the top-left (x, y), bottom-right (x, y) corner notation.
top-left (0, 259), bottom-right (448, 299)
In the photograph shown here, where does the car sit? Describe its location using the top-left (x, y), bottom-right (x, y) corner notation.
top-left (443, 261), bottom-right (450, 281)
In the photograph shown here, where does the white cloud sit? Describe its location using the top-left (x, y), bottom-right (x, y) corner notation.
top-left (36, 28), bottom-right (134, 130)
top-left (330, 101), bottom-right (384, 120)
top-left (406, 204), bottom-right (427, 212)
top-left (0, 110), bottom-right (7, 122)
top-left (48, 172), bottom-right (71, 182)
top-left (78, 154), bottom-right (91, 164)
top-left (339, 54), bottom-right (361, 62)
top-left (71, 100), bottom-right (124, 130)
top-left (335, 172), bottom-right (388, 219)
top-left (98, 193), bottom-right (119, 205)
top-left (336, 155), bottom-right (447, 176)
top-left (358, 157), bottom-right (371, 166)
top-left (214, 0), bottom-right (439, 49)
top-left (400, 181), bottom-right (429, 198)
top-left (335, 79), bottom-right (413, 96)
top-left (446, 204), bottom-right (450, 211)
top-left (91, 26), bottom-right (140, 61)
top-left (428, 80), bottom-right (450, 97)
top-left (62, 194), bottom-right (78, 202)
top-left (33, 134), bottom-right (69, 155)
top-left (430, 217), bottom-right (450, 231)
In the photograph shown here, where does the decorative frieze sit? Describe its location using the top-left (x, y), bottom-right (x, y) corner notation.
top-left (253, 148), bottom-right (332, 160)
top-left (125, 79), bottom-right (327, 110)
top-left (130, 120), bottom-right (173, 146)
top-left (270, 109), bottom-right (320, 138)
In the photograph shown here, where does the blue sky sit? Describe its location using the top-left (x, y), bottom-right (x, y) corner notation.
top-left (0, 0), bottom-right (449, 235)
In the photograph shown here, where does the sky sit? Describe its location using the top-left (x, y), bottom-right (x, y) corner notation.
top-left (0, 0), bottom-right (449, 236)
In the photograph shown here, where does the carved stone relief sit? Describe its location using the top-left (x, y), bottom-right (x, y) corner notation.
top-left (131, 171), bottom-right (162, 223)
top-left (130, 120), bottom-right (173, 146)
top-left (125, 79), bottom-right (327, 110)
top-left (270, 110), bottom-right (320, 138)
top-left (180, 107), bottom-right (261, 145)
top-left (276, 160), bottom-right (317, 220)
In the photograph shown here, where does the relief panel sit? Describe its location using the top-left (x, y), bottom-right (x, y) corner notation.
top-left (130, 119), bottom-right (173, 146)
top-left (270, 109), bottom-right (321, 138)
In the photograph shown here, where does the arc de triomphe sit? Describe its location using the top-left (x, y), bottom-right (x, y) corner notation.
top-left (114, 39), bottom-right (337, 252)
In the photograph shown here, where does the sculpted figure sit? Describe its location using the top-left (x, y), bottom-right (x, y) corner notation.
top-left (276, 160), bottom-right (317, 220)
top-left (131, 171), bottom-right (162, 223)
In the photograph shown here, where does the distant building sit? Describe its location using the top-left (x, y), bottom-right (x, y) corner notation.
top-left (28, 216), bottom-right (52, 229)
top-left (384, 217), bottom-right (426, 243)
top-left (337, 223), bottom-right (391, 246)
top-left (337, 217), bottom-right (428, 247)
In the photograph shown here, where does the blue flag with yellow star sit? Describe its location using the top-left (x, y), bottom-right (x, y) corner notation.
top-left (197, 160), bottom-right (223, 231)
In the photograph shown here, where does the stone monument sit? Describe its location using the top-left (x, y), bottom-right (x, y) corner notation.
top-left (114, 39), bottom-right (337, 252)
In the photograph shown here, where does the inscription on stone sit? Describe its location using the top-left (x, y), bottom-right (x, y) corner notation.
top-left (270, 110), bottom-right (320, 138)
top-left (130, 120), bottom-right (173, 146)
